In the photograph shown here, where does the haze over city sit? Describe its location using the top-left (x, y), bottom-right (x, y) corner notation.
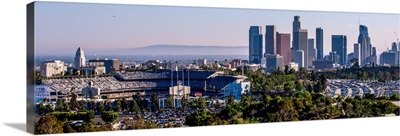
top-left (35, 2), bottom-right (399, 57)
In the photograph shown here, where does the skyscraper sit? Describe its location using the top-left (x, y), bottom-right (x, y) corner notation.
top-left (316, 27), bottom-right (324, 60)
top-left (74, 47), bottom-right (86, 69)
top-left (265, 25), bottom-right (276, 55)
top-left (358, 25), bottom-right (372, 65)
top-left (292, 16), bottom-right (301, 51)
top-left (380, 51), bottom-right (396, 66)
top-left (294, 50), bottom-right (304, 68)
top-left (276, 32), bottom-right (291, 65)
top-left (299, 29), bottom-right (309, 68)
top-left (266, 55), bottom-right (284, 73)
top-left (392, 42), bottom-right (398, 52)
top-left (249, 26), bottom-right (263, 64)
top-left (332, 35), bottom-right (347, 66)
top-left (354, 43), bottom-right (361, 62)
top-left (308, 38), bottom-right (316, 68)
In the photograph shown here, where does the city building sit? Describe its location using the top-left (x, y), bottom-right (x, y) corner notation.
top-left (313, 60), bottom-right (334, 70)
top-left (347, 52), bottom-right (354, 65)
top-left (392, 42), bottom-right (398, 65)
top-left (229, 59), bottom-right (242, 69)
top-left (276, 32), bottom-right (291, 65)
top-left (292, 16), bottom-right (301, 51)
top-left (249, 26), bottom-right (263, 64)
top-left (222, 78), bottom-right (251, 100)
top-left (332, 35), bottom-right (347, 66)
top-left (380, 51), bottom-right (396, 66)
top-left (316, 27), bottom-right (324, 60)
top-left (88, 58), bottom-right (121, 74)
top-left (288, 62), bottom-right (299, 71)
top-left (308, 38), bottom-right (316, 68)
top-left (327, 51), bottom-right (339, 65)
top-left (74, 47), bottom-right (86, 69)
top-left (294, 50), bottom-right (304, 68)
top-left (40, 60), bottom-right (66, 77)
top-left (354, 43), bottom-right (361, 62)
top-left (265, 54), bottom-right (284, 73)
top-left (265, 25), bottom-right (276, 55)
top-left (82, 81), bottom-right (101, 99)
top-left (298, 29), bottom-right (309, 68)
top-left (80, 66), bottom-right (106, 75)
top-left (197, 58), bottom-right (207, 66)
top-left (358, 25), bottom-right (373, 65)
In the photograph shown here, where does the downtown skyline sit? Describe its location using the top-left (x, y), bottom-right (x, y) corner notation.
top-left (35, 2), bottom-right (399, 57)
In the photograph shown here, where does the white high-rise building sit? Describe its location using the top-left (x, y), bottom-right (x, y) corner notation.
top-left (40, 60), bottom-right (66, 77)
top-left (74, 47), bottom-right (86, 69)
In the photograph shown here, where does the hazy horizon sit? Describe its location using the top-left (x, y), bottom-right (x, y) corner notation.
top-left (35, 1), bottom-right (399, 57)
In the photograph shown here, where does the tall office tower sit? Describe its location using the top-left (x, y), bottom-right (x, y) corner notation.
top-left (348, 53), bottom-right (354, 65)
top-left (392, 42), bottom-right (398, 65)
top-left (298, 29), bottom-right (309, 68)
top-left (74, 47), bottom-right (86, 69)
top-left (292, 16), bottom-right (301, 50)
top-left (354, 43), bottom-right (361, 62)
top-left (372, 47), bottom-right (376, 56)
top-left (276, 33), bottom-right (291, 65)
top-left (249, 26), bottom-right (263, 64)
top-left (266, 55), bottom-right (284, 73)
top-left (328, 51), bottom-right (339, 65)
top-left (332, 35), bottom-right (347, 66)
top-left (380, 51), bottom-right (396, 66)
top-left (294, 50), bottom-right (304, 68)
top-left (265, 25), bottom-right (276, 55)
top-left (392, 42), bottom-right (398, 52)
top-left (308, 38), bottom-right (316, 68)
top-left (358, 25), bottom-right (372, 65)
top-left (316, 27), bottom-right (324, 60)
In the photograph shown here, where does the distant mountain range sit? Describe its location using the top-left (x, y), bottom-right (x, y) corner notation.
top-left (86, 45), bottom-right (249, 56)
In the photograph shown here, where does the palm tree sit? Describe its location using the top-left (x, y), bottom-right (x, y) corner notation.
top-left (67, 87), bottom-right (75, 102)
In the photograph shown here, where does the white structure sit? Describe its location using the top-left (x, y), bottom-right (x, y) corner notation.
top-left (288, 62), bottom-right (299, 71)
top-left (197, 58), bottom-right (207, 66)
top-left (222, 77), bottom-right (251, 100)
top-left (74, 47), bottom-right (86, 69)
top-left (40, 60), bottom-right (66, 77)
top-left (82, 81), bottom-right (101, 98)
top-left (294, 50), bottom-right (305, 68)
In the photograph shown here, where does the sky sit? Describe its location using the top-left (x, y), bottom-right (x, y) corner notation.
top-left (35, 1), bottom-right (399, 56)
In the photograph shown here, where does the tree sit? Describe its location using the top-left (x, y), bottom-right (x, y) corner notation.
top-left (121, 98), bottom-right (129, 113)
top-left (185, 110), bottom-right (213, 126)
top-left (113, 99), bottom-right (122, 112)
top-left (35, 115), bottom-right (63, 134)
top-left (151, 93), bottom-right (160, 112)
top-left (182, 95), bottom-right (189, 111)
top-left (215, 100), bottom-right (222, 109)
top-left (228, 95), bottom-right (235, 105)
top-left (284, 65), bottom-right (290, 74)
top-left (55, 99), bottom-right (65, 112)
top-left (101, 111), bottom-right (119, 123)
top-left (197, 96), bottom-right (207, 110)
top-left (390, 93), bottom-right (399, 101)
top-left (166, 95), bottom-right (174, 109)
top-left (134, 94), bottom-right (144, 110)
top-left (131, 99), bottom-right (140, 113)
top-left (96, 101), bottom-right (105, 113)
top-left (310, 70), bottom-right (316, 82)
